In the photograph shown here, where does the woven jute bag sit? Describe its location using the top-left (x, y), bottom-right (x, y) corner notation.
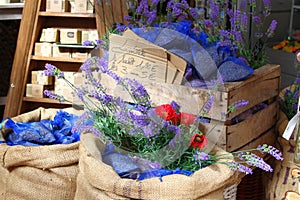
top-left (74, 133), bottom-right (241, 200)
top-left (264, 85), bottom-right (300, 199)
top-left (0, 107), bottom-right (80, 200)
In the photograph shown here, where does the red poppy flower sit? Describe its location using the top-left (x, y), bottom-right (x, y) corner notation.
top-left (189, 134), bottom-right (208, 149)
top-left (155, 104), bottom-right (180, 125)
top-left (180, 112), bottom-right (196, 125)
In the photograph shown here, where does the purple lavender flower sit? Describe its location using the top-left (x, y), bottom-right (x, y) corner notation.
top-left (136, 0), bottom-right (148, 14)
top-left (168, 138), bottom-right (176, 148)
top-left (228, 161), bottom-right (253, 175)
top-left (167, 125), bottom-right (181, 135)
top-left (102, 94), bottom-right (113, 105)
top-left (107, 70), bottom-right (121, 84)
top-left (170, 100), bottom-right (180, 113)
top-left (124, 15), bottom-right (132, 21)
top-left (295, 77), bottom-right (300, 84)
top-left (209, 0), bottom-right (220, 21)
top-left (193, 150), bottom-right (210, 161)
top-left (257, 144), bottom-right (284, 160)
top-left (114, 109), bottom-right (129, 124)
top-left (234, 31), bottom-right (243, 42)
top-left (129, 111), bottom-right (149, 127)
top-left (189, 7), bottom-right (199, 20)
top-left (239, 0), bottom-right (247, 9)
top-left (266, 20), bottom-right (277, 38)
top-left (203, 95), bottom-right (214, 113)
top-left (126, 78), bottom-right (151, 105)
top-left (115, 23), bottom-right (127, 32)
top-left (252, 16), bottom-right (262, 24)
top-left (80, 58), bottom-right (93, 75)
top-left (228, 99), bottom-right (249, 113)
top-left (240, 152), bottom-right (273, 172)
top-left (241, 12), bottom-right (248, 30)
top-left (263, 0), bottom-right (271, 12)
top-left (142, 124), bottom-right (155, 138)
top-left (151, 0), bottom-right (160, 6)
top-left (97, 57), bottom-right (108, 73)
top-left (146, 11), bottom-right (157, 24)
top-left (82, 40), bottom-right (92, 46)
top-left (95, 39), bottom-right (103, 46)
top-left (44, 90), bottom-right (65, 102)
top-left (44, 63), bottom-right (64, 79)
top-left (76, 88), bottom-right (86, 101)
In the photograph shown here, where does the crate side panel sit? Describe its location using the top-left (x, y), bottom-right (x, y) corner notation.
top-left (226, 102), bottom-right (278, 152)
top-left (99, 74), bottom-right (229, 118)
top-left (235, 127), bottom-right (277, 152)
top-left (226, 68), bottom-right (280, 119)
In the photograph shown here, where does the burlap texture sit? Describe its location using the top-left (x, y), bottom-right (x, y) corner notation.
top-left (265, 137), bottom-right (298, 200)
top-left (0, 107), bottom-right (80, 200)
top-left (265, 89), bottom-right (299, 199)
top-left (75, 133), bottom-right (240, 200)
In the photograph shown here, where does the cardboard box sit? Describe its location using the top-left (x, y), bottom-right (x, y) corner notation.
top-left (81, 29), bottom-right (98, 43)
top-left (87, 0), bottom-right (94, 13)
top-left (54, 72), bottom-right (84, 102)
top-left (34, 42), bottom-right (52, 57)
top-left (26, 84), bottom-right (54, 98)
top-left (71, 0), bottom-right (87, 13)
top-left (60, 29), bottom-right (82, 44)
top-left (40, 28), bottom-right (59, 43)
top-left (72, 48), bottom-right (89, 59)
top-left (31, 71), bottom-right (54, 85)
top-left (46, 0), bottom-right (70, 12)
top-left (52, 44), bottom-right (71, 58)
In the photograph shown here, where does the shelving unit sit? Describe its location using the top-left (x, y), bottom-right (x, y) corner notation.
top-left (4, 0), bottom-right (128, 118)
top-left (289, 0), bottom-right (300, 40)
top-left (23, 2), bottom-right (97, 114)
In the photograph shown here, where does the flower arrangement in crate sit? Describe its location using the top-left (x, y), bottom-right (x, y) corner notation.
top-left (43, 50), bottom-right (283, 180)
top-left (279, 51), bottom-right (300, 120)
top-left (91, 0), bottom-right (277, 82)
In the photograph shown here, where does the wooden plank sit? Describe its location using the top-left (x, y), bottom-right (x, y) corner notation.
top-left (3, 0), bottom-right (41, 118)
top-left (94, 0), bottom-right (106, 38)
top-left (223, 64), bottom-right (281, 92)
top-left (111, 0), bottom-right (123, 23)
top-left (227, 67), bottom-right (281, 119)
top-left (120, 0), bottom-right (128, 24)
top-left (100, 64), bottom-right (280, 121)
top-left (236, 127), bottom-right (276, 151)
top-left (99, 73), bottom-right (229, 119)
top-left (226, 102), bottom-right (278, 151)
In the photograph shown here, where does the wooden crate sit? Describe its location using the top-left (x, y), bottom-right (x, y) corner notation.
top-left (95, 0), bottom-right (128, 39)
top-left (99, 64), bottom-right (281, 152)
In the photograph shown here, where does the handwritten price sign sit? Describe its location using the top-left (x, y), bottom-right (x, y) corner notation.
top-left (108, 34), bottom-right (168, 83)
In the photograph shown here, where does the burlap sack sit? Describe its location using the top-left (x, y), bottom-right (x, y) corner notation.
top-left (75, 133), bottom-right (240, 200)
top-left (0, 107), bottom-right (80, 200)
top-left (265, 137), bottom-right (298, 200)
top-left (265, 97), bottom-right (299, 200)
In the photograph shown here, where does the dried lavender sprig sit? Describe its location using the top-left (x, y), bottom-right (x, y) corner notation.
top-left (44, 90), bottom-right (66, 103)
top-left (43, 63), bottom-right (64, 79)
top-left (227, 99), bottom-right (249, 113)
top-left (257, 144), bottom-right (284, 161)
top-left (227, 161), bottom-right (253, 175)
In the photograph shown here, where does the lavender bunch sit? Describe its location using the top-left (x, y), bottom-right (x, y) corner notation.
top-left (190, 0), bottom-right (277, 69)
top-left (279, 53), bottom-right (300, 120)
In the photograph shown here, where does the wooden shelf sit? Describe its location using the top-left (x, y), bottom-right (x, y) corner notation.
top-left (4, 0), bottom-right (128, 118)
top-left (0, 3), bottom-right (24, 20)
top-left (39, 11), bottom-right (95, 18)
top-left (23, 97), bottom-right (72, 105)
top-left (31, 55), bottom-right (87, 63)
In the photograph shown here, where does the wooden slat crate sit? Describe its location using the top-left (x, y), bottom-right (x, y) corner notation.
top-left (100, 64), bottom-right (280, 152)
top-left (95, 0), bottom-right (128, 39)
